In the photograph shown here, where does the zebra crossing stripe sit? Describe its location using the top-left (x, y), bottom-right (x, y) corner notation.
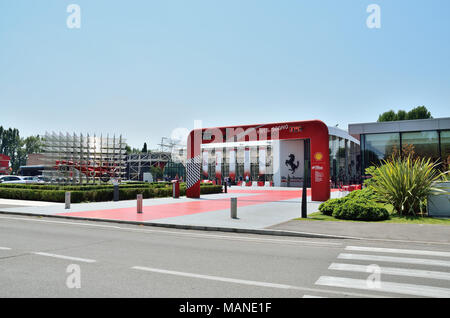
top-left (346, 246), bottom-right (450, 258)
top-left (315, 276), bottom-right (450, 298)
top-left (329, 263), bottom-right (450, 281)
top-left (338, 253), bottom-right (450, 267)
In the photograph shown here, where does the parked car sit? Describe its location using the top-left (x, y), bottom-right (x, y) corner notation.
top-left (37, 176), bottom-right (51, 183)
top-left (0, 175), bottom-right (26, 184)
top-left (21, 176), bottom-right (39, 184)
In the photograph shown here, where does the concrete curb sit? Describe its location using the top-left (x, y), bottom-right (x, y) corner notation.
top-left (1, 210), bottom-right (449, 245)
top-left (0, 210), bottom-right (349, 240)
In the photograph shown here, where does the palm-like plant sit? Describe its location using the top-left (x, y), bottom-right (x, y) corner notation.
top-left (366, 156), bottom-right (449, 216)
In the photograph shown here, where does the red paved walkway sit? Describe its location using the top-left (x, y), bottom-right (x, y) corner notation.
top-left (56, 189), bottom-right (317, 222)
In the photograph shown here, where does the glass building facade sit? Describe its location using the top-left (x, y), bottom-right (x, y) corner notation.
top-left (329, 134), bottom-right (361, 187)
top-left (360, 130), bottom-right (450, 174)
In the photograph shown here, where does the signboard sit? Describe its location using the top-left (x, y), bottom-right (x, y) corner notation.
top-left (280, 139), bottom-right (304, 187)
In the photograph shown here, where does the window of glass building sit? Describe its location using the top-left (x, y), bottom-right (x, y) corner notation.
top-left (441, 130), bottom-right (450, 170)
top-left (363, 133), bottom-right (400, 171)
top-left (401, 131), bottom-right (439, 162)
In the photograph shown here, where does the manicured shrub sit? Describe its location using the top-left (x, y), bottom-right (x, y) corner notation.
top-left (0, 182), bottom-right (223, 203)
top-left (345, 187), bottom-right (377, 203)
top-left (200, 185), bottom-right (223, 195)
top-left (319, 198), bottom-right (345, 216)
top-left (332, 201), bottom-right (389, 221)
top-left (319, 188), bottom-right (377, 216)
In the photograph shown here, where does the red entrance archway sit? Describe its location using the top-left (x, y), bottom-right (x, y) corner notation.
top-left (186, 120), bottom-right (330, 201)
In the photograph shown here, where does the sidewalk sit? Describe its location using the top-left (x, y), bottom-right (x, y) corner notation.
top-left (0, 188), bottom-right (334, 230)
top-left (269, 219), bottom-right (450, 243)
top-left (1, 189), bottom-right (449, 243)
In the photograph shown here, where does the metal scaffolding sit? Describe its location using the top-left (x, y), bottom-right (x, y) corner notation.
top-left (127, 152), bottom-right (171, 181)
top-left (41, 132), bottom-right (127, 184)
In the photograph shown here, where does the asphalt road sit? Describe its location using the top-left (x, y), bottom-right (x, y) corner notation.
top-left (0, 214), bottom-right (450, 298)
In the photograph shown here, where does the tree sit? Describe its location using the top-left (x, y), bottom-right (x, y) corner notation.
top-left (397, 110), bottom-right (407, 121)
top-left (407, 106), bottom-right (432, 120)
top-left (125, 144), bottom-right (141, 154)
top-left (377, 106), bottom-right (432, 122)
top-left (142, 142), bottom-right (148, 153)
top-left (0, 126), bottom-right (42, 173)
top-left (150, 166), bottom-right (163, 180)
top-left (0, 127), bottom-right (21, 173)
top-left (377, 110), bottom-right (397, 122)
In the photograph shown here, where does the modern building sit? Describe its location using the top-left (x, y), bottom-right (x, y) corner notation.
top-left (181, 121), bottom-right (360, 189)
top-left (348, 117), bottom-right (450, 175)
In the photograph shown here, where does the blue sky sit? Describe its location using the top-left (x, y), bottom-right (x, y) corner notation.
top-left (1, 0), bottom-right (449, 149)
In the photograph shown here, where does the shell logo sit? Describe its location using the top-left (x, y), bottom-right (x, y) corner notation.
top-left (314, 152), bottom-right (323, 161)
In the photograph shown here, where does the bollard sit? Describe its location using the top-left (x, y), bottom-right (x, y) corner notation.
top-left (65, 192), bottom-right (71, 209)
top-left (137, 194), bottom-right (143, 213)
top-left (113, 184), bottom-right (119, 202)
top-left (224, 182), bottom-right (227, 193)
top-left (230, 197), bottom-right (237, 219)
top-left (172, 180), bottom-right (180, 199)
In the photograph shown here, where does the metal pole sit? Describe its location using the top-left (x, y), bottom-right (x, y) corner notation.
top-left (65, 192), bottom-right (71, 209)
top-left (224, 182), bottom-right (227, 193)
top-left (301, 160), bottom-right (308, 218)
top-left (230, 197), bottom-right (237, 219)
top-left (137, 194), bottom-right (143, 213)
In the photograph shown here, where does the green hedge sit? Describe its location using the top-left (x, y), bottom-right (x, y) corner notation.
top-left (0, 182), bottom-right (173, 191)
top-left (0, 185), bottom-right (223, 203)
top-left (0, 188), bottom-right (66, 202)
top-left (318, 198), bottom-right (344, 216)
top-left (332, 201), bottom-right (389, 221)
top-left (318, 188), bottom-right (389, 221)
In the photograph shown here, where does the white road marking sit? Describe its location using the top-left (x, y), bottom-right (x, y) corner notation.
top-left (0, 246), bottom-right (11, 250)
top-left (0, 215), bottom-right (341, 247)
top-left (303, 295), bottom-right (325, 298)
top-left (346, 246), bottom-right (450, 258)
top-left (131, 266), bottom-right (387, 298)
top-left (316, 276), bottom-right (450, 298)
top-left (33, 252), bottom-right (96, 263)
top-left (329, 263), bottom-right (450, 281)
top-left (133, 266), bottom-right (297, 289)
top-left (338, 253), bottom-right (450, 267)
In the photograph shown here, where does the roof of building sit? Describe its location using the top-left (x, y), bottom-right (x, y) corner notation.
top-left (327, 126), bottom-right (360, 145)
top-left (348, 117), bottom-right (450, 135)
